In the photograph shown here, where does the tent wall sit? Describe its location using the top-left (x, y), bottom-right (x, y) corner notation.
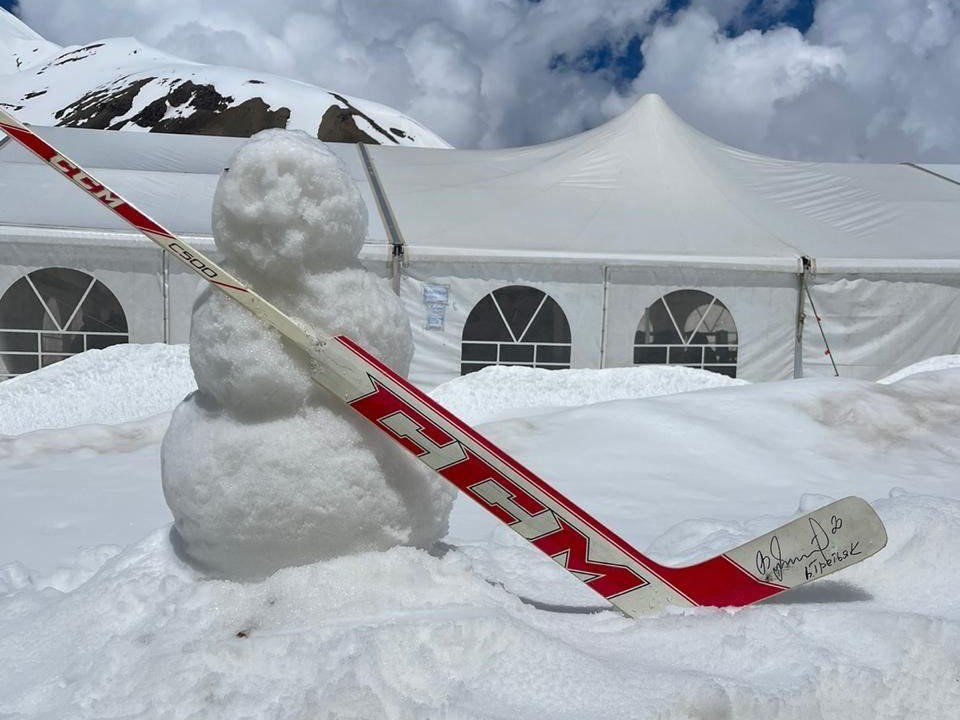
top-left (398, 260), bottom-right (799, 390)
top-left (603, 267), bottom-right (798, 382)
top-left (400, 261), bottom-right (605, 390)
top-left (802, 274), bottom-right (960, 380)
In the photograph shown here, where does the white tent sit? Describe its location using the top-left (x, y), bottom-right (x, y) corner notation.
top-left (2, 95), bottom-right (959, 387)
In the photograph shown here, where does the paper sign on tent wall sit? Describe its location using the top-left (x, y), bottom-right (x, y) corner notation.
top-left (423, 284), bottom-right (449, 330)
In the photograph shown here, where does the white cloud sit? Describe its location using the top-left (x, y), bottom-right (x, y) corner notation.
top-left (14, 0), bottom-right (960, 161)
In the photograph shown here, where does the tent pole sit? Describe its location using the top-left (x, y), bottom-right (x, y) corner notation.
top-left (162, 250), bottom-right (170, 344)
top-left (357, 143), bottom-right (405, 295)
top-left (794, 258), bottom-right (810, 378)
top-left (599, 265), bottom-right (610, 368)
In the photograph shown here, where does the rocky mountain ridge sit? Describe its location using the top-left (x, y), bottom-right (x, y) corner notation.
top-left (0, 10), bottom-right (448, 147)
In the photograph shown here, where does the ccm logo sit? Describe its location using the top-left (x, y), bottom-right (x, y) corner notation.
top-left (169, 243), bottom-right (219, 279)
top-left (51, 154), bottom-right (124, 209)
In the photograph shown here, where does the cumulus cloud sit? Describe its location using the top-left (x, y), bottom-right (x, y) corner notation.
top-left (15, 0), bottom-right (960, 161)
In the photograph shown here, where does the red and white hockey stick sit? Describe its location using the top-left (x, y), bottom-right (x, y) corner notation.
top-left (0, 109), bottom-right (887, 616)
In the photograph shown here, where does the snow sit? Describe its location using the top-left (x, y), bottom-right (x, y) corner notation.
top-left (0, 9), bottom-right (60, 73)
top-left (0, 343), bottom-right (194, 436)
top-left (2, 350), bottom-right (960, 717)
top-left (878, 353), bottom-right (960, 384)
top-left (430, 363), bottom-right (747, 424)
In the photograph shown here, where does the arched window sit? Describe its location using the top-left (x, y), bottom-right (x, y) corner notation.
top-left (633, 289), bottom-right (738, 377)
top-left (461, 285), bottom-right (571, 375)
top-left (0, 268), bottom-right (128, 379)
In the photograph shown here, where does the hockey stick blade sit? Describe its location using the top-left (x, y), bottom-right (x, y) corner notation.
top-left (0, 110), bottom-right (888, 617)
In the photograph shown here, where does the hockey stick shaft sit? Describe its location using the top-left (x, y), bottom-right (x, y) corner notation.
top-left (0, 111), bottom-right (887, 616)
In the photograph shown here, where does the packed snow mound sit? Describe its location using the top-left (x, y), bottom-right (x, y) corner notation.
top-left (5, 358), bottom-right (960, 716)
top-left (2, 495), bottom-right (959, 719)
top-left (450, 369), bottom-right (960, 559)
top-left (0, 32), bottom-right (449, 146)
top-left (878, 354), bottom-right (960, 384)
top-left (213, 129), bottom-right (367, 277)
top-left (0, 343), bottom-right (194, 436)
top-left (430, 364), bottom-right (747, 425)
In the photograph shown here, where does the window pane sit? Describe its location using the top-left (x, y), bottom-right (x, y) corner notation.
top-left (499, 344), bottom-right (534, 363)
top-left (462, 294), bottom-right (513, 342)
top-left (0, 331), bottom-right (38, 352)
top-left (461, 342), bottom-right (498, 362)
top-left (0, 352), bottom-right (39, 373)
top-left (492, 285), bottom-right (545, 341)
top-left (76, 280), bottom-right (129, 333)
top-left (669, 346), bottom-right (703, 365)
top-left (634, 346), bottom-right (667, 364)
top-left (0, 278), bottom-right (45, 331)
top-left (41, 332), bottom-right (81, 355)
top-left (523, 296), bottom-right (571, 343)
top-left (638, 299), bottom-right (682, 345)
top-left (535, 344), bottom-right (571, 364)
top-left (29, 268), bottom-right (92, 328)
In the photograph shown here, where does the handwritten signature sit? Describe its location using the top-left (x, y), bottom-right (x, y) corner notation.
top-left (755, 515), bottom-right (861, 583)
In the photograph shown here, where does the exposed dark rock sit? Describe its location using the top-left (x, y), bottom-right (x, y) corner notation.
top-left (145, 97), bottom-right (291, 137)
top-left (317, 104), bottom-right (378, 144)
top-left (49, 74), bottom-right (410, 144)
top-left (52, 78), bottom-right (291, 138)
top-left (54, 77), bottom-right (154, 127)
top-left (132, 96), bottom-right (168, 126)
top-left (157, 81), bottom-right (231, 112)
top-left (245, 79), bottom-right (264, 85)
top-left (52, 43), bottom-right (105, 66)
top-left (23, 90), bottom-right (47, 100)
top-left (320, 93), bottom-right (401, 145)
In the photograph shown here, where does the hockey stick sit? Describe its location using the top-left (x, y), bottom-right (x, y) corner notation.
top-left (0, 110), bottom-right (888, 617)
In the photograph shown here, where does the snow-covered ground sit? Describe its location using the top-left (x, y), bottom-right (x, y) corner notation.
top-left (2, 347), bottom-right (959, 718)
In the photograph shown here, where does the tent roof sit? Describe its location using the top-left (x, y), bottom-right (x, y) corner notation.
top-left (2, 97), bottom-right (959, 273)
top-left (368, 94), bottom-right (960, 273)
top-left (0, 125), bottom-right (388, 243)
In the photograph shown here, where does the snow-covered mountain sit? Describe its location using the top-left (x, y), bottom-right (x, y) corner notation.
top-left (0, 8), bottom-right (59, 74)
top-left (0, 10), bottom-right (448, 147)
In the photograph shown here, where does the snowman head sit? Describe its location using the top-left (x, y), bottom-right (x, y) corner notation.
top-left (212, 129), bottom-right (368, 280)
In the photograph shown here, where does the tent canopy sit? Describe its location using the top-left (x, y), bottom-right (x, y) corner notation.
top-left (0, 126), bottom-right (388, 243)
top-left (1, 94), bottom-right (958, 272)
top-left (368, 94), bottom-right (960, 274)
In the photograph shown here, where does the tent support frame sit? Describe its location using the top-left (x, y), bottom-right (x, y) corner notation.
top-left (599, 265), bottom-right (610, 368)
top-left (357, 143), bottom-right (406, 295)
top-left (794, 258), bottom-right (810, 378)
top-left (162, 250), bottom-right (170, 344)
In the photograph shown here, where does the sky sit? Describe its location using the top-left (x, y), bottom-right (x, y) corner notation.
top-left (7, 1), bottom-right (960, 162)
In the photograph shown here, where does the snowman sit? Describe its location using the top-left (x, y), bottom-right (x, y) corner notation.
top-left (161, 130), bottom-right (454, 579)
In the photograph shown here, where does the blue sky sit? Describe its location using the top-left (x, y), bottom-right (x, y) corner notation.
top-left (571, 0), bottom-right (817, 85)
